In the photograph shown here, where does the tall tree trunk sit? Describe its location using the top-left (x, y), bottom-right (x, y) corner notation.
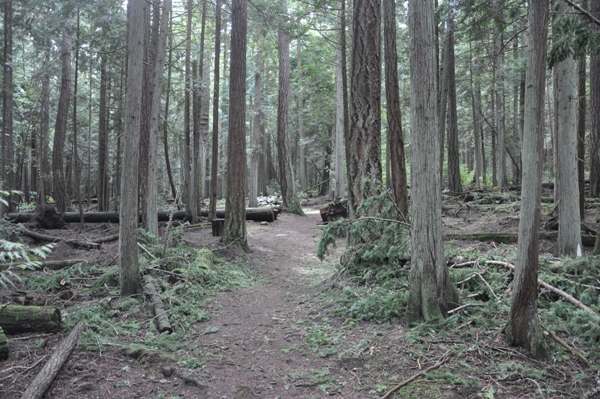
top-left (1, 0), bottom-right (13, 215)
top-left (277, 2), bottom-right (304, 215)
top-left (73, 9), bottom-right (83, 226)
top-left (505, 0), bottom-right (549, 358)
top-left (119, 0), bottom-right (145, 296)
top-left (146, 0), bottom-right (171, 237)
top-left (437, 22), bottom-right (450, 188)
top-left (470, 48), bottom-right (484, 188)
top-left (209, 0), bottom-right (222, 221)
top-left (590, 0), bottom-right (600, 198)
top-left (446, 17), bottom-right (462, 194)
top-left (183, 0), bottom-right (197, 222)
top-left (52, 19), bottom-right (72, 213)
top-left (554, 0), bottom-right (582, 256)
top-left (38, 45), bottom-right (51, 207)
top-left (495, 7), bottom-right (507, 190)
top-left (348, 0), bottom-right (382, 216)
top-left (163, 26), bottom-right (177, 200)
top-left (334, 45), bottom-right (345, 199)
top-left (249, 42), bottom-right (263, 207)
top-left (223, 0), bottom-right (248, 250)
top-left (341, 0), bottom-right (352, 216)
top-left (297, 40), bottom-right (308, 192)
top-left (407, 0), bottom-right (459, 324)
top-left (577, 1), bottom-right (588, 220)
top-left (98, 48), bottom-right (109, 211)
top-left (383, 0), bottom-right (408, 217)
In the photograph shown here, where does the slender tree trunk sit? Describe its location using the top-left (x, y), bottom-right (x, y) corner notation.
top-left (470, 48), bottom-right (484, 188)
top-left (249, 43), bottom-right (263, 207)
top-left (52, 19), bottom-right (72, 213)
top-left (446, 17), bottom-right (462, 194)
top-left (146, 0), bottom-right (171, 237)
top-left (73, 9), bottom-right (83, 226)
top-left (209, 0), bottom-right (222, 220)
top-left (98, 50), bottom-right (110, 211)
top-left (438, 22), bottom-right (450, 188)
top-left (1, 0), bottom-right (13, 215)
top-left (38, 45), bottom-right (51, 207)
top-left (183, 0), bottom-right (197, 222)
top-left (341, 0), bottom-right (352, 216)
top-left (163, 27), bottom-right (176, 200)
top-left (277, 2), bottom-right (304, 215)
top-left (407, 0), bottom-right (459, 324)
top-left (495, 9), bottom-right (507, 190)
top-left (223, 0), bottom-right (248, 250)
top-left (590, 0), bottom-right (600, 198)
top-left (119, 0), bottom-right (145, 296)
top-left (334, 46), bottom-right (345, 199)
top-left (383, 0), bottom-right (408, 217)
top-left (505, 0), bottom-right (549, 358)
top-left (297, 40), bottom-right (307, 192)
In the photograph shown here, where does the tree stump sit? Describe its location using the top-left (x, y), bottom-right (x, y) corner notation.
top-left (212, 219), bottom-right (225, 236)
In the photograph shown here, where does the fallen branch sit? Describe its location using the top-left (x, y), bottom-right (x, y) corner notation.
top-left (380, 356), bottom-right (449, 399)
top-left (143, 276), bottom-right (173, 334)
top-left (486, 260), bottom-right (599, 317)
top-left (20, 321), bottom-right (86, 399)
top-left (542, 325), bottom-right (591, 367)
top-left (447, 303), bottom-right (483, 315)
top-left (18, 226), bottom-right (100, 250)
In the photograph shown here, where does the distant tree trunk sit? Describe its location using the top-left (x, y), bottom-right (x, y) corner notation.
top-left (383, 0), bottom-right (408, 217)
top-left (333, 45), bottom-right (345, 199)
top-left (470, 49), bottom-right (484, 188)
top-left (52, 19), bottom-right (72, 213)
top-left (183, 0), bottom-right (197, 222)
top-left (577, 2), bottom-right (587, 219)
top-left (73, 9), bottom-right (83, 226)
top-left (554, 0), bottom-right (582, 256)
top-left (163, 27), bottom-right (176, 200)
top-left (590, 0), bottom-right (600, 198)
top-left (249, 43), bottom-right (263, 207)
top-left (139, 0), bottom-right (153, 230)
top-left (406, 0), bottom-right (459, 324)
top-left (1, 0), bottom-right (14, 215)
top-left (146, 0), bottom-right (171, 237)
top-left (446, 17), bottom-right (462, 194)
top-left (505, 0), bottom-right (549, 358)
top-left (341, 0), bottom-right (352, 215)
top-left (209, 0), bottom-right (221, 221)
top-left (277, 2), bottom-right (304, 215)
top-left (297, 40), bottom-right (307, 192)
top-left (199, 52), bottom-right (211, 206)
top-left (438, 22), bottom-right (450, 187)
top-left (195, 0), bottom-right (208, 212)
top-left (495, 7), bottom-right (507, 190)
top-left (222, 0), bottom-right (248, 250)
top-left (348, 0), bottom-right (382, 216)
top-left (119, 0), bottom-right (145, 296)
top-left (98, 49), bottom-right (110, 211)
top-left (38, 45), bottom-right (51, 207)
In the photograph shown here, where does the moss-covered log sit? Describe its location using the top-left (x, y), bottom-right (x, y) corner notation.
top-left (0, 326), bottom-right (7, 360)
top-left (445, 231), bottom-right (596, 247)
top-left (0, 305), bottom-right (61, 334)
top-left (143, 276), bottom-right (173, 334)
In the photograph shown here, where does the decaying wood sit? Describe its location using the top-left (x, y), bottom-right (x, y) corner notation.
top-left (18, 226), bottom-right (100, 249)
top-left (143, 276), bottom-right (173, 334)
top-left (486, 260), bottom-right (599, 317)
top-left (446, 231), bottom-right (596, 247)
top-left (380, 355), bottom-right (449, 399)
top-left (5, 211), bottom-right (187, 224)
top-left (0, 305), bottom-right (62, 334)
top-left (20, 321), bottom-right (85, 399)
top-left (0, 259), bottom-right (86, 271)
top-left (0, 326), bottom-right (7, 361)
top-left (200, 207), bottom-right (276, 222)
top-left (319, 198), bottom-right (348, 222)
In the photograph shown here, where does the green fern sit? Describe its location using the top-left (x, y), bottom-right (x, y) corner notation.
top-left (0, 239), bottom-right (54, 288)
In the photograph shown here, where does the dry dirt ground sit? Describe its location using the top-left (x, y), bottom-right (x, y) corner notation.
top-left (1, 196), bottom-right (599, 398)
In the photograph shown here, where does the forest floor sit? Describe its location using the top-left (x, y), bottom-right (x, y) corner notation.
top-left (1, 190), bottom-right (600, 398)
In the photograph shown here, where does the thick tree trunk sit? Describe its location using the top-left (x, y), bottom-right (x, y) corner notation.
top-left (407, 0), bottom-right (459, 324)
top-left (334, 46), bottom-right (346, 199)
top-left (209, 0), bottom-right (222, 221)
top-left (506, 0), bottom-right (549, 358)
top-left (119, 0), bottom-right (145, 296)
top-left (183, 0), bottom-right (197, 223)
top-left (249, 44), bottom-right (263, 208)
top-left (0, 305), bottom-right (61, 334)
top-left (577, 24), bottom-right (587, 219)
top-left (222, 0), bottom-right (248, 249)
top-left (297, 41), bottom-right (308, 192)
top-left (384, 0), bottom-right (408, 217)
top-left (554, 0), bottom-right (582, 257)
top-left (590, 1), bottom-right (600, 197)
top-left (1, 0), bottom-right (14, 216)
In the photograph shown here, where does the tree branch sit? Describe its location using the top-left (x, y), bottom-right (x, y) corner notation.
top-left (562, 0), bottom-right (600, 27)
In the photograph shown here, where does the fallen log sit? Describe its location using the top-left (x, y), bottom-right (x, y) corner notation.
top-left (0, 305), bottom-right (61, 334)
top-left (319, 198), bottom-right (348, 222)
top-left (5, 211), bottom-right (187, 224)
top-left (0, 259), bottom-right (86, 271)
top-left (445, 231), bottom-right (596, 247)
top-left (20, 321), bottom-right (85, 399)
top-left (199, 207), bottom-right (275, 222)
top-left (19, 226), bottom-right (100, 249)
top-left (0, 326), bottom-right (7, 360)
top-left (143, 276), bottom-right (173, 334)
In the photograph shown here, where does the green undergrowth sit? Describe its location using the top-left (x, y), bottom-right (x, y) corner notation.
top-left (20, 226), bottom-right (255, 367)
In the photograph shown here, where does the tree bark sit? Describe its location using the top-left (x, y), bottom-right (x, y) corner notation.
top-left (383, 0), bottom-right (408, 217)
top-left (119, 0), bottom-right (145, 296)
top-left (1, 0), bottom-right (14, 216)
top-left (446, 17), bottom-right (462, 194)
top-left (495, 7), bottom-right (507, 190)
top-left (407, 0), bottom-right (459, 324)
top-left (209, 0), bottom-right (222, 221)
top-left (506, 0), bottom-right (549, 358)
top-left (0, 305), bottom-right (61, 334)
top-left (0, 326), bottom-right (7, 360)
top-left (20, 322), bottom-right (85, 399)
top-left (52, 19), bottom-right (72, 213)
top-left (554, 0), bottom-right (582, 256)
top-left (590, 0), bottom-right (600, 197)
top-left (577, 2), bottom-right (587, 219)
top-left (348, 0), bottom-right (382, 216)
top-left (470, 49), bottom-right (484, 188)
top-left (249, 41), bottom-right (263, 208)
top-left (222, 0), bottom-right (248, 249)
top-left (334, 45), bottom-right (346, 199)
